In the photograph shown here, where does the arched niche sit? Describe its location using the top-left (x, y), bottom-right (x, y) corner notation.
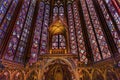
top-left (48, 19), bottom-right (70, 54)
top-left (92, 70), bottom-right (104, 80)
top-left (0, 71), bottom-right (10, 80)
top-left (81, 70), bottom-right (90, 80)
top-left (12, 71), bottom-right (24, 80)
top-left (106, 69), bottom-right (118, 80)
top-left (26, 71), bottom-right (38, 80)
top-left (43, 59), bottom-right (76, 80)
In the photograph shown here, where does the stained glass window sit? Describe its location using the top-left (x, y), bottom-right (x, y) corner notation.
top-left (59, 6), bottom-right (64, 20)
top-left (0, 0), bottom-right (3, 4)
top-left (5, 0), bottom-right (31, 61)
top-left (97, 0), bottom-right (120, 53)
top-left (86, 0), bottom-right (111, 59)
top-left (67, 3), bottom-right (78, 54)
top-left (72, 1), bottom-right (87, 63)
top-left (40, 4), bottom-right (50, 54)
top-left (52, 35), bottom-right (58, 49)
top-left (0, 0), bottom-right (116, 64)
top-left (53, 6), bottom-right (58, 21)
top-left (105, 0), bottom-right (120, 31)
top-left (80, 0), bottom-right (101, 62)
top-left (0, 0), bottom-right (12, 24)
top-left (14, 0), bottom-right (36, 63)
top-left (0, 0), bottom-right (19, 48)
top-left (30, 1), bottom-right (45, 63)
top-left (0, 0), bottom-right (4, 8)
top-left (110, 0), bottom-right (120, 16)
top-left (52, 35), bottom-right (66, 49)
top-left (59, 35), bottom-right (66, 49)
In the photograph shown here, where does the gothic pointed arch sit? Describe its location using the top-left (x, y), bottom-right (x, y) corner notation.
top-left (12, 70), bottom-right (24, 80)
top-left (0, 70), bottom-right (10, 80)
top-left (26, 70), bottom-right (38, 80)
top-left (81, 70), bottom-right (90, 80)
top-left (48, 19), bottom-right (69, 54)
top-left (92, 70), bottom-right (104, 80)
top-left (106, 69), bottom-right (119, 80)
top-left (43, 59), bottom-right (76, 80)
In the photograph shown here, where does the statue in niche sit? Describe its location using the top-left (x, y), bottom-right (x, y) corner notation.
top-left (0, 71), bottom-right (10, 80)
top-left (93, 71), bottom-right (104, 80)
top-left (106, 70), bottom-right (118, 80)
top-left (27, 71), bottom-right (38, 80)
top-left (45, 63), bottom-right (72, 80)
top-left (54, 68), bottom-right (63, 80)
top-left (82, 70), bottom-right (90, 80)
top-left (13, 72), bottom-right (23, 80)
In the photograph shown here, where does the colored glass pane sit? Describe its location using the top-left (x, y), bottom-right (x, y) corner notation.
top-left (14, 0), bottom-right (36, 63)
top-left (30, 1), bottom-right (45, 63)
top-left (52, 35), bottom-right (58, 49)
top-left (105, 0), bottom-right (120, 31)
top-left (0, 0), bottom-right (12, 24)
top-left (0, 0), bottom-right (19, 46)
top-left (73, 1), bottom-right (87, 63)
top-left (53, 6), bottom-right (58, 21)
top-left (67, 3), bottom-right (78, 54)
top-left (80, 0), bottom-right (102, 61)
top-left (40, 4), bottom-right (50, 54)
top-left (97, 0), bottom-right (120, 53)
top-left (5, 0), bottom-right (31, 61)
top-left (86, 0), bottom-right (111, 59)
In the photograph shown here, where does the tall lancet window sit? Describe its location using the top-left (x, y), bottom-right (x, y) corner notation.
top-left (53, 6), bottom-right (58, 21)
top-left (14, 0), bottom-right (36, 63)
top-left (80, 0), bottom-right (111, 61)
top-left (97, 0), bottom-right (120, 53)
top-left (30, 1), bottom-right (45, 63)
top-left (85, 0), bottom-right (111, 59)
top-left (0, 0), bottom-right (12, 24)
top-left (59, 6), bottom-right (64, 20)
top-left (52, 6), bottom-right (59, 49)
top-left (67, 3), bottom-right (78, 54)
top-left (0, 0), bottom-right (19, 47)
top-left (105, 0), bottom-right (120, 31)
top-left (72, 1), bottom-right (87, 63)
top-left (40, 3), bottom-right (50, 54)
top-left (4, 0), bottom-right (31, 61)
top-left (80, 0), bottom-right (101, 62)
top-left (58, 4), bottom-right (66, 50)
